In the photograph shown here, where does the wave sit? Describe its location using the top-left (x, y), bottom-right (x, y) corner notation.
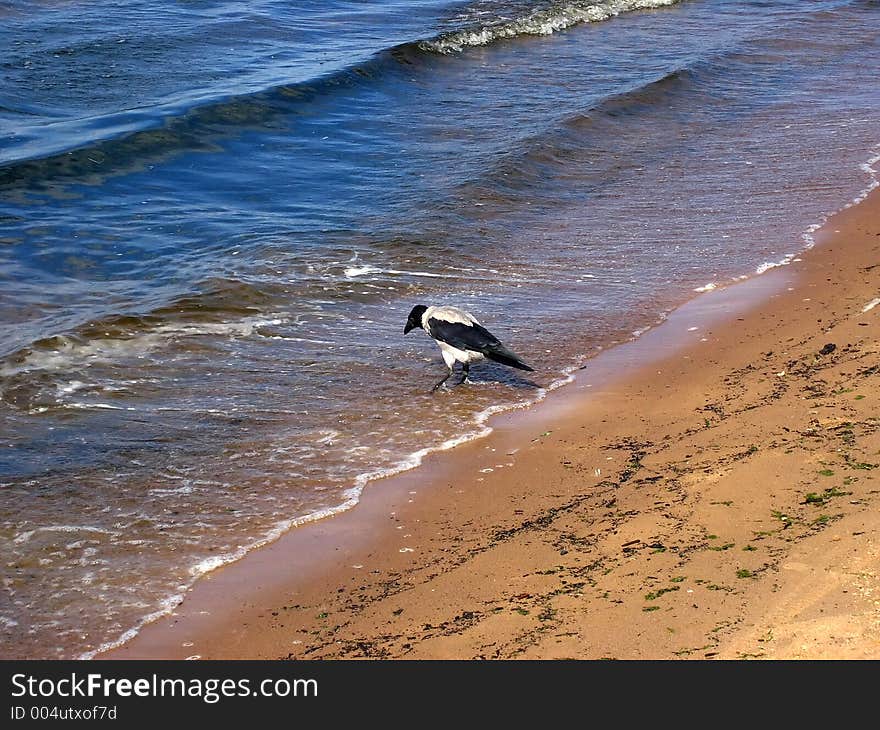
top-left (0, 254), bottom-right (473, 377)
top-left (447, 65), bottom-right (698, 211)
top-left (422, 0), bottom-right (683, 54)
top-left (0, 46), bottom-right (413, 192)
top-left (0, 0), bottom-right (684, 193)
top-left (0, 278), bottom-right (285, 382)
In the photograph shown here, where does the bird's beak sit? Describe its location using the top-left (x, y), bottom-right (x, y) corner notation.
top-left (404, 321), bottom-right (415, 335)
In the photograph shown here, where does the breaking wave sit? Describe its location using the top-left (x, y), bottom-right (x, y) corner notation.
top-left (422, 0), bottom-right (683, 54)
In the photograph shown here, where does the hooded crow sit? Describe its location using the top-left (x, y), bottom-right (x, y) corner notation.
top-left (404, 304), bottom-right (534, 391)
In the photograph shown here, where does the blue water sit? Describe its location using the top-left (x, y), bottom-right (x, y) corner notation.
top-left (1, 0), bottom-right (879, 658)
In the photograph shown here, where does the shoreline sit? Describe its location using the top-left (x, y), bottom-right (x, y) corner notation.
top-left (105, 187), bottom-right (880, 660)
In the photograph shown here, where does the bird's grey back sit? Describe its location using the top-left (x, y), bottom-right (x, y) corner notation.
top-left (422, 305), bottom-right (480, 329)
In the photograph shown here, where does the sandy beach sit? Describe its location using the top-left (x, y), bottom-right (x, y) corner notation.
top-left (8, 0), bottom-right (880, 661)
top-left (105, 184), bottom-right (880, 661)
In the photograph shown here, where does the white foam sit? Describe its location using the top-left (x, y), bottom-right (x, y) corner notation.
top-left (148, 484), bottom-right (195, 497)
top-left (694, 282), bottom-right (717, 293)
top-left (62, 402), bottom-right (125, 410)
top-left (755, 255), bottom-right (796, 275)
top-left (314, 429), bottom-right (339, 445)
top-left (78, 593), bottom-right (185, 660)
top-left (189, 555), bottom-right (228, 576)
top-left (57, 380), bottom-right (87, 395)
top-left (343, 265), bottom-right (382, 278)
top-left (13, 525), bottom-right (118, 545)
top-left (343, 265), bottom-right (456, 280)
top-left (424, 0), bottom-right (682, 54)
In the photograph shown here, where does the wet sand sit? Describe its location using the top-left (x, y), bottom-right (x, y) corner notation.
top-left (108, 188), bottom-right (880, 660)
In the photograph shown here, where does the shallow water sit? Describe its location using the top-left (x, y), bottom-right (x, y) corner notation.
top-left (1, 0), bottom-right (879, 658)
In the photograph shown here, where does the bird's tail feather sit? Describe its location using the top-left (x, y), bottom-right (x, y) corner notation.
top-left (485, 344), bottom-right (534, 372)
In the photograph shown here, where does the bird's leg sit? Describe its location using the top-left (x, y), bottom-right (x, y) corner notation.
top-left (431, 366), bottom-right (454, 393)
top-left (456, 362), bottom-right (470, 386)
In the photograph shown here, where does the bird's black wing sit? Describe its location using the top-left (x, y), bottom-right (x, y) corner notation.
top-left (427, 318), bottom-right (535, 372)
top-left (426, 318), bottom-right (500, 352)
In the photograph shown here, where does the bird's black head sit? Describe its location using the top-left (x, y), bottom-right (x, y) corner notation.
top-left (404, 304), bottom-right (428, 335)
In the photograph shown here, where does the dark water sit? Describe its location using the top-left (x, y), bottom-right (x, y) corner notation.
top-left (1, 0), bottom-right (879, 658)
